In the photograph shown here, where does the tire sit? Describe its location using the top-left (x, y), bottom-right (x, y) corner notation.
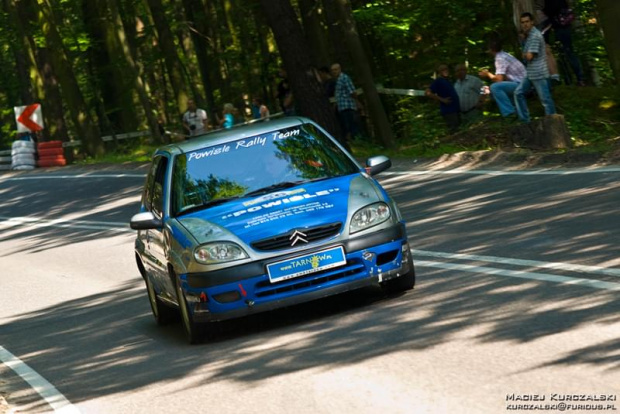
top-left (175, 275), bottom-right (205, 344)
top-left (383, 259), bottom-right (416, 294)
top-left (12, 154), bottom-right (36, 167)
top-left (38, 147), bottom-right (64, 157)
top-left (145, 274), bottom-right (176, 326)
top-left (37, 140), bottom-right (63, 150)
top-left (37, 158), bottom-right (67, 167)
top-left (11, 165), bottom-right (35, 171)
top-left (11, 147), bottom-right (36, 156)
top-left (12, 140), bottom-right (36, 150)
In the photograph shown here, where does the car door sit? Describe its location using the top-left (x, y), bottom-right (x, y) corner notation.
top-left (141, 155), bottom-right (173, 300)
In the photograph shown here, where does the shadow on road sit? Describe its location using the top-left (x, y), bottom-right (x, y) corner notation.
top-left (1, 265), bottom-right (618, 411)
top-left (0, 176), bottom-right (142, 255)
top-left (1, 167), bottom-right (619, 411)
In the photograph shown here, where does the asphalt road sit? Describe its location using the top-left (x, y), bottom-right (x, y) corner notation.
top-left (1, 162), bottom-right (619, 414)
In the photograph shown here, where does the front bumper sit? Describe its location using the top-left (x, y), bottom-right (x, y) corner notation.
top-left (180, 223), bottom-right (412, 322)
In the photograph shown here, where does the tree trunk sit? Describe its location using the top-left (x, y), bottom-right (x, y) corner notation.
top-left (36, 0), bottom-right (104, 156)
top-left (10, 0), bottom-right (70, 144)
top-left (145, 0), bottom-right (190, 111)
top-left (36, 48), bottom-right (70, 145)
top-left (182, 0), bottom-right (217, 122)
top-left (333, 0), bottom-right (395, 149)
top-left (321, 0), bottom-right (352, 70)
top-left (6, 0), bottom-right (39, 104)
top-left (83, 0), bottom-right (140, 135)
top-left (595, 0), bottom-right (620, 83)
top-left (107, 0), bottom-right (162, 143)
top-left (259, 0), bottom-right (339, 138)
top-left (298, 0), bottom-right (330, 68)
top-left (509, 114), bottom-right (572, 149)
top-left (251, 3), bottom-right (274, 108)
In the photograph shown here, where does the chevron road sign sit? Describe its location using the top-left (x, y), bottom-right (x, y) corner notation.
top-left (15, 103), bottom-right (44, 133)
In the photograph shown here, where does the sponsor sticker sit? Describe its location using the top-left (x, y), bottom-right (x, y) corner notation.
top-left (267, 246), bottom-right (346, 283)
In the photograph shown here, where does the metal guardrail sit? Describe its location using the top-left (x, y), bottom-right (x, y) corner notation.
top-left (58, 130), bottom-right (151, 148)
top-left (101, 130), bottom-right (151, 142)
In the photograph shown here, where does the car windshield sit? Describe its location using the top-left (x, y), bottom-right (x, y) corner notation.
top-left (171, 123), bottom-right (360, 216)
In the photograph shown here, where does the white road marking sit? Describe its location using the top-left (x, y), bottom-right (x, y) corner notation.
top-left (0, 346), bottom-right (81, 414)
top-left (416, 260), bottom-right (620, 291)
top-left (382, 167), bottom-right (620, 176)
top-left (413, 249), bottom-right (620, 277)
top-left (1, 166), bottom-right (619, 183)
top-left (0, 173), bottom-right (145, 182)
top-left (0, 216), bottom-right (132, 233)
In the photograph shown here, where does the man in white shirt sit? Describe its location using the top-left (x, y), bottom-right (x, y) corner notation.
top-left (479, 38), bottom-right (527, 118)
top-left (454, 63), bottom-right (484, 123)
top-left (182, 99), bottom-right (208, 137)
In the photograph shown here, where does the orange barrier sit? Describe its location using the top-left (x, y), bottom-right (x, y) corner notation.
top-left (37, 141), bottom-right (67, 168)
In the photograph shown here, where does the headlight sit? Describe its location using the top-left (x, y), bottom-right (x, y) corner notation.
top-left (194, 242), bottom-right (248, 264)
top-left (350, 202), bottom-right (390, 234)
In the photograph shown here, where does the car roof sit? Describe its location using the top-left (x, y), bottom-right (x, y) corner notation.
top-left (160, 116), bottom-right (317, 156)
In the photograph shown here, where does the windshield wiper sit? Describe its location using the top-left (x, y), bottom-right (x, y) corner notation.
top-left (177, 196), bottom-right (240, 216)
top-left (244, 181), bottom-right (304, 197)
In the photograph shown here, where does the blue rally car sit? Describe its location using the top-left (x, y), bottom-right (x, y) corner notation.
top-left (130, 117), bottom-right (415, 343)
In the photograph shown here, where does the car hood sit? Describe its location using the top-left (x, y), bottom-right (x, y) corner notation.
top-left (177, 174), bottom-right (382, 245)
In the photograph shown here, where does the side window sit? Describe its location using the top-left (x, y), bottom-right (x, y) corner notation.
top-left (142, 158), bottom-right (159, 211)
top-left (151, 156), bottom-right (169, 218)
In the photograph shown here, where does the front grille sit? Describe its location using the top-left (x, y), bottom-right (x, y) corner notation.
top-left (251, 223), bottom-right (342, 251)
top-left (255, 258), bottom-right (365, 298)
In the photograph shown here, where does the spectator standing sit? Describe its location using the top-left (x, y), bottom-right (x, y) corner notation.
top-left (514, 12), bottom-right (556, 123)
top-left (182, 99), bottom-right (208, 137)
top-left (219, 103), bottom-right (235, 129)
top-left (479, 38), bottom-right (527, 118)
top-left (252, 97), bottom-right (270, 120)
top-left (454, 63), bottom-right (484, 123)
top-left (534, 0), bottom-right (585, 85)
top-left (276, 68), bottom-right (295, 115)
top-left (425, 64), bottom-right (461, 133)
top-left (331, 63), bottom-right (361, 150)
top-left (318, 66), bottom-right (336, 100)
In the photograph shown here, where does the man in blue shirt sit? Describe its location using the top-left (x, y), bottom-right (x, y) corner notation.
top-left (514, 12), bottom-right (556, 123)
top-left (425, 64), bottom-right (460, 133)
top-left (331, 63), bottom-right (361, 150)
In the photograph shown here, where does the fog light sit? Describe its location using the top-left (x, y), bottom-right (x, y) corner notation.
top-left (213, 291), bottom-right (242, 303)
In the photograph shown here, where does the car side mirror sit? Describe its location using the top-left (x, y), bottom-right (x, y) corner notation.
top-left (365, 155), bottom-right (392, 176)
top-left (130, 212), bottom-right (163, 230)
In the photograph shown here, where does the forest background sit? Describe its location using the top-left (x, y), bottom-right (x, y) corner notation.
top-left (0, 0), bottom-right (618, 162)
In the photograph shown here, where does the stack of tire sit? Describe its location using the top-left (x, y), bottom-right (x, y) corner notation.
top-left (37, 141), bottom-right (67, 168)
top-left (11, 139), bottom-right (37, 170)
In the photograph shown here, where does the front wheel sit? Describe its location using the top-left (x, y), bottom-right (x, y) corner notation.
top-left (145, 274), bottom-right (176, 325)
top-left (175, 277), bottom-right (205, 345)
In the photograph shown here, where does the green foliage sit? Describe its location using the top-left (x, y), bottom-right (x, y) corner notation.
top-left (0, 0), bottom-right (617, 163)
top-left (570, 0), bottom-right (614, 84)
top-left (554, 85), bottom-right (620, 150)
top-left (74, 140), bottom-right (160, 164)
top-left (354, 0), bottom-right (510, 88)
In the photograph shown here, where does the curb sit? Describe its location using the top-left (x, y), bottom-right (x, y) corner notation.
top-left (387, 149), bottom-right (620, 171)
